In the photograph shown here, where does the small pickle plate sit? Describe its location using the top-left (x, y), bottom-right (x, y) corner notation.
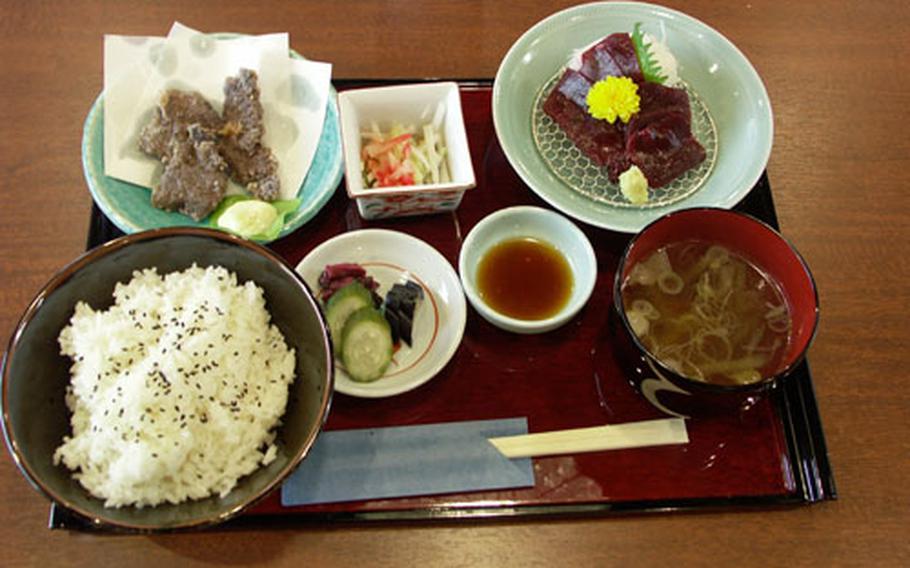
top-left (296, 229), bottom-right (467, 398)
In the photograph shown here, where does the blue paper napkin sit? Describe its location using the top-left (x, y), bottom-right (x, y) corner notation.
top-left (281, 418), bottom-right (534, 506)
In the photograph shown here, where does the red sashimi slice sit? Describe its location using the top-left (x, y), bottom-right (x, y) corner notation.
top-left (628, 133), bottom-right (707, 188)
top-left (543, 69), bottom-right (630, 180)
top-left (635, 81), bottom-right (692, 125)
top-left (627, 110), bottom-right (692, 154)
top-left (578, 33), bottom-right (644, 83)
top-left (626, 83), bottom-right (705, 187)
top-left (551, 67), bottom-right (590, 108)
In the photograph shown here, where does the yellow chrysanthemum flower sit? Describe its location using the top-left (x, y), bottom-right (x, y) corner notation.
top-left (586, 76), bottom-right (641, 124)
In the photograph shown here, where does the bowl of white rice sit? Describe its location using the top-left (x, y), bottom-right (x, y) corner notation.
top-left (1, 227), bottom-right (333, 531)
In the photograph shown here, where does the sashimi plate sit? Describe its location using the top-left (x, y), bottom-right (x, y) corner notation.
top-left (296, 229), bottom-right (467, 398)
top-left (493, 1), bottom-right (772, 233)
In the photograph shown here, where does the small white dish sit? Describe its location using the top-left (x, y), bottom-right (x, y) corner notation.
top-left (297, 229), bottom-right (467, 397)
top-left (338, 82), bottom-right (476, 219)
top-left (458, 206), bottom-right (597, 334)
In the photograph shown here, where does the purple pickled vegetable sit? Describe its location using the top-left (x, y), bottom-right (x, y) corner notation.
top-left (318, 263), bottom-right (380, 303)
top-left (319, 263), bottom-right (366, 288)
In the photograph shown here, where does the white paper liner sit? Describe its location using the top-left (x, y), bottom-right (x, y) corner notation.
top-left (103, 22), bottom-right (332, 201)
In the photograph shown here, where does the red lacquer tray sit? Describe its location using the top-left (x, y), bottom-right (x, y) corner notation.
top-left (53, 81), bottom-right (834, 529)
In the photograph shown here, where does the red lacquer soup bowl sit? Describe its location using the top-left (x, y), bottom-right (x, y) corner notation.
top-left (611, 208), bottom-right (819, 417)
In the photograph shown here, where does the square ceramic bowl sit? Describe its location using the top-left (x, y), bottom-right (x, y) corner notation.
top-left (338, 82), bottom-right (476, 220)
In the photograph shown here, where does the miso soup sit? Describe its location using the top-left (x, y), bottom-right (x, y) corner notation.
top-left (621, 241), bottom-right (792, 386)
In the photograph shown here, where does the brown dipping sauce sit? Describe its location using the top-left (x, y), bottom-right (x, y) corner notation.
top-left (476, 237), bottom-right (573, 320)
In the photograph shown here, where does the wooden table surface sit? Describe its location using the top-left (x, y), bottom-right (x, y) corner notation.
top-left (1, 1), bottom-right (908, 566)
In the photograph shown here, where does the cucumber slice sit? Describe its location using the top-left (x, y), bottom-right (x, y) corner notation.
top-left (324, 282), bottom-right (374, 348)
top-left (341, 307), bottom-right (393, 382)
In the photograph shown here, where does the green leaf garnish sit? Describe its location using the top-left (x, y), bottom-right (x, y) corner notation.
top-left (632, 22), bottom-right (668, 85)
top-left (207, 195), bottom-right (301, 242)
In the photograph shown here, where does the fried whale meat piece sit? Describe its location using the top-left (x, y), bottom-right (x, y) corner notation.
top-left (138, 90), bottom-right (224, 160)
top-left (137, 70), bottom-right (282, 220)
top-left (153, 125), bottom-right (229, 221)
top-left (219, 69), bottom-right (281, 201)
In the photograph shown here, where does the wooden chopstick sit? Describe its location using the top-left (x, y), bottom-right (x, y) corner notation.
top-left (488, 418), bottom-right (688, 459)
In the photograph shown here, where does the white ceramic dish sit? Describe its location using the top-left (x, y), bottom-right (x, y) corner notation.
top-left (492, 1), bottom-right (773, 233)
top-left (338, 82), bottom-right (476, 219)
top-left (458, 206), bottom-right (597, 334)
top-left (297, 229), bottom-right (467, 397)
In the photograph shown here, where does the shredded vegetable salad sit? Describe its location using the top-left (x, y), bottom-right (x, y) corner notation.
top-left (361, 122), bottom-right (450, 188)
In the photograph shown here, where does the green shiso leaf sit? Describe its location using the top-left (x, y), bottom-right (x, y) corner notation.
top-left (632, 22), bottom-right (668, 85)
